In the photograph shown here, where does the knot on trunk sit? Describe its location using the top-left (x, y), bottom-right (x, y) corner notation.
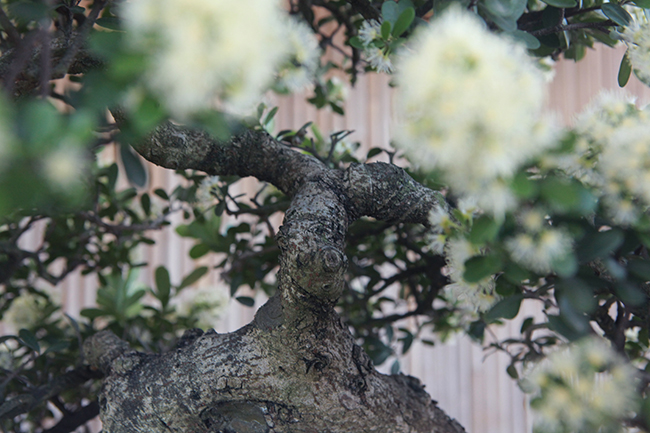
top-left (294, 245), bottom-right (347, 302)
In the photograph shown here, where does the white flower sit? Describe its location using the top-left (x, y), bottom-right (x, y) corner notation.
top-left (526, 337), bottom-right (637, 433)
top-left (43, 145), bottom-right (85, 188)
top-left (359, 20), bottom-right (381, 45)
top-left (622, 20), bottom-right (650, 85)
top-left (276, 18), bottom-right (321, 93)
top-left (395, 7), bottom-right (556, 218)
top-left (327, 77), bottom-right (348, 105)
top-left (173, 286), bottom-right (229, 330)
top-left (563, 91), bottom-right (650, 225)
top-left (123, 0), bottom-right (295, 118)
top-left (365, 46), bottom-right (394, 73)
top-left (428, 205), bottom-right (453, 233)
top-left (195, 176), bottom-right (221, 210)
top-left (4, 291), bottom-right (58, 331)
top-left (506, 228), bottom-right (572, 273)
top-left (444, 238), bottom-right (498, 312)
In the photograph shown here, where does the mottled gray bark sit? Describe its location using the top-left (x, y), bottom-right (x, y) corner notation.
top-left (86, 125), bottom-right (463, 432)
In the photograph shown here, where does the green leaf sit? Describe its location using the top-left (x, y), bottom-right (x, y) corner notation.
top-left (189, 243), bottom-right (210, 259)
top-left (95, 16), bottom-right (122, 31)
top-left (632, 0), bottom-right (650, 7)
top-left (601, 3), bottom-right (632, 26)
top-left (400, 330), bottom-right (414, 354)
top-left (18, 329), bottom-right (40, 353)
top-left (540, 0), bottom-right (577, 7)
top-left (380, 20), bottom-right (392, 40)
top-left (551, 252), bottom-right (578, 278)
top-left (120, 144), bottom-right (148, 188)
top-left (140, 193), bottom-right (151, 216)
top-left (392, 7), bottom-right (415, 37)
top-left (618, 50), bottom-right (632, 87)
top-left (263, 106), bottom-right (279, 127)
top-left (480, 0), bottom-right (528, 31)
top-left (463, 255), bottom-right (502, 283)
top-left (236, 296), bottom-right (255, 307)
top-left (484, 295), bottom-right (523, 322)
top-left (391, 359), bottom-right (401, 374)
top-left (349, 36), bottom-right (364, 49)
top-left (506, 364), bottom-right (519, 379)
top-left (154, 188), bottom-right (169, 200)
top-left (382, 1), bottom-right (400, 24)
top-left (468, 215), bottom-right (500, 245)
top-left (155, 266), bottom-right (171, 305)
top-left (628, 259), bottom-right (650, 281)
top-left (178, 266), bottom-right (209, 290)
top-left (43, 340), bottom-right (70, 355)
top-left (505, 30), bottom-right (541, 49)
top-left (80, 308), bottom-right (106, 320)
top-left (541, 177), bottom-right (596, 214)
top-left (576, 229), bottom-right (624, 262)
top-left (366, 147), bottom-right (383, 159)
top-left (556, 278), bottom-right (596, 314)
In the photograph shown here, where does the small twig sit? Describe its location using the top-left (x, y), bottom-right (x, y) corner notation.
top-left (39, 20), bottom-right (52, 99)
top-left (53, 0), bottom-right (108, 77)
top-left (346, 0), bottom-right (381, 21)
top-left (530, 20), bottom-right (615, 37)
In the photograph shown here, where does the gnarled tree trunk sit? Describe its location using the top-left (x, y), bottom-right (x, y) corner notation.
top-left (84, 127), bottom-right (465, 433)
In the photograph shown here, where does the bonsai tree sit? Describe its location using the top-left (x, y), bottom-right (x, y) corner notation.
top-left (1, 0), bottom-right (650, 432)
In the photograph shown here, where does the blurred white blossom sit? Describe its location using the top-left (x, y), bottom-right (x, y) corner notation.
top-left (276, 18), bottom-right (321, 93)
top-left (525, 336), bottom-right (637, 433)
top-left (173, 285), bottom-right (229, 330)
top-left (123, 0), bottom-right (298, 118)
top-left (506, 228), bottom-right (572, 273)
top-left (43, 145), bottom-right (85, 188)
top-left (5, 291), bottom-right (57, 331)
top-left (559, 91), bottom-right (650, 225)
top-left (395, 7), bottom-right (556, 218)
top-left (623, 20), bottom-right (650, 85)
top-left (195, 176), bottom-right (221, 210)
top-left (0, 348), bottom-right (13, 370)
top-left (444, 238), bottom-right (498, 312)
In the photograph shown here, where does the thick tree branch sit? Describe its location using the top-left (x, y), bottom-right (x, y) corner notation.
top-left (85, 122), bottom-right (459, 432)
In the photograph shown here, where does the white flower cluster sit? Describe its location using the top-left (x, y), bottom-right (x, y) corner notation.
top-left (506, 209), bottom-right (572, 273)
top-left (4, 291), bottom-right (57, 331)
top-left (276, 18), bottom-right (321, 93)
top-left (623, 20), bottom-right (650, 85)
top-left (358, 20), bottom-right (394, 73)
top-left (395, 7), bottom-right (556, 218)
top-left (195, 176), bottom-right (221, 211)
top-left (123, 0), bottom-right (317, 118)
top-left (562, 91), bottom-right (650, 225)
top-left (444, 238), bottom-right (498, 312)
top-left (525, 337), bottom-right (637, 433)
top-left (173, 285), bottom-right (229, 330)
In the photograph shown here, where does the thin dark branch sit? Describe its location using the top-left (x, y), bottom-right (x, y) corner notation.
top-left (53, 0), bottom-right (108, 77)
top-left (529, 20), bottom-right (615, 37)
top-left (42, 401), bottom-right (100, 433)
top-left (346, 0), bottom-right (381, 20)
top-left (39, 21), bottom-right (52, 99)
top-left (4, 32), bottom-right (38, 96)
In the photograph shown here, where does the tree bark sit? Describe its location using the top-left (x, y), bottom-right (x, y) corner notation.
top-left (85, 126), bottom-right (464, 432)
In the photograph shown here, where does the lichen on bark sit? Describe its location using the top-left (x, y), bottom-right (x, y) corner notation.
top-left (86, 125), bottom-right (464, 433)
